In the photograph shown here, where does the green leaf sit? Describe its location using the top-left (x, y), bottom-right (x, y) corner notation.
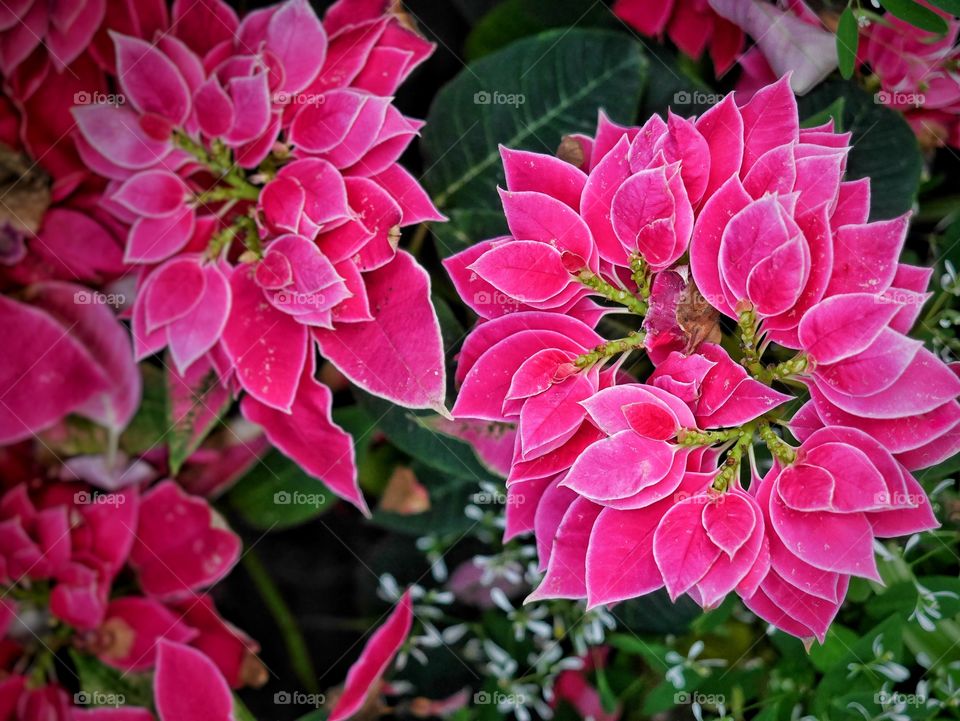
top-left (354, 391), bottom-right (500, 483)
top-left (119, 363), bottom-right (167, 455)
top-left (800, 96), bottom-right (846, 131)
top-left (798, 79), bottom-right (922, 220)
top-left (70, 650), bottom-right (154, 709)
top-left (464, 0), bottom-right (612, 60)
top-left (228, 450), bottom-right (335, 530)
top-left (808, 624), bottom-right (860, 672)
top-left (431, 207), bottom-right (508, 258)
top-left (925, 0), bottom-right (960, 15)
top-left (615, 589), bottom-right (701, 634)
top-left (422, 28), bottom-right (647, 212)
top-left (836, 7), bottom-right (860, 80)
top-left (166, 361), bottom-right (231, 475)
top-left (639, 45), bottom-right (716, 119)
top-left (879, 0), bottom-right (949, 32)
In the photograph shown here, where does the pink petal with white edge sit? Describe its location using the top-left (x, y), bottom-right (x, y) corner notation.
top-left (813, 347), bottom-right (960, 418)
top-left (499, 189), bottom-right (596, 269)
top-left (241, 369), bottom-right (368, 515)
top-left (113, 33), bottom-right (191, 125)
top-left (736, 74), bottom-right (799, 169)
top-left (769, 480), bottom-right (879, 580)
top-left (519, 373), bottom-right (594, 459)
top-left (799, 293), bottom-right (902, 365)
top-left (167, 263), bottom-right (232, 374)
top-left (500, 145), bottom-right (587, 210)
top-left (563, 431), bottom-right (676, 502)
top-left (654, 495), bottom-right (722, 600)
top-left (581, 136), bottom-right (633, 264)
top-left (534, 475), bottom-right (579, 569)
top-left (694, 94), bottom-right (744, 201)
top-left (73, 104), bottom-right (171, 169)
top-left (222, 264), bottom-right (308, 413)
top-left (126, 208), bottom-right (196, 264)
top-left (470, 240), bottom-right (571, 303)
top-left (155, 641), bottom-right (233, 721)
top-left (264, 0), bottom-right (326, 94)
top-left (314, 251), bottom-right (446, 411)
top-left (527, 497), bottom-right (602, 601)
top-left (113, 170), bottom-right (188, 218)
top-left (826, 215), bottom-right (908, 296)
top-left (144, 257), bottom-right (206, 332)
top-left (328, 591), bottom-right (413, 721)
top-left (585, 503), bottom-right (665, 608)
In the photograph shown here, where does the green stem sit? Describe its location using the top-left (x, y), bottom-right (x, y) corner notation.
top-left (577, 270), bottom-right (647, 315)
top-left (758, 421), bottom-right (797, 465)
top-left (754, 353), bottom-right (810, 384)
top-left (242, 550), bottom-right (318, 693)
top-left (629, 254), bottom-right (652, 301)
top-left (738, 306), bottom-right (764, 377)
top-left (678, 427), bottom-right (742, 447)
top-left (713, 425), bottom-right (755, 491)
top-left (574, 333), bottom-right (645, 368)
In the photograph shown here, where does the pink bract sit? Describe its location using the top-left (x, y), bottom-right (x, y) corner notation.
top-left (447, 77), bottom-right (953, 643)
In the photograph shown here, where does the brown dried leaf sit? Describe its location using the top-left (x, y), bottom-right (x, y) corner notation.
top-left (676, 282), bottom-right (722, 354)
top-left (379, 466), bottom-right (430, 515)
top-left (0, 142), bottom-right (50, 235)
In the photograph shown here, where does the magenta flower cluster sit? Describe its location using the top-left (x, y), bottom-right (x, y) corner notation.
top-left (445, 77), bottom-right (959, 642)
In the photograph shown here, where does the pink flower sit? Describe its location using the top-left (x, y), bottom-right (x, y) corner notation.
top-left (613, 0), bottom-right (745, 75)
top-left (61, 0), bottom-right (447, 516)
top-left (447, 77), bottom-right (954, 642)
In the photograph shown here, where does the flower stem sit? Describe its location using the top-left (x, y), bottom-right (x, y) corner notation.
top-left (713, 425), bottom-right (755, 491)
top-left (678, 427), bottom-right (742, 447)
top-left (629, 253), bottom-right (652, 301)
top-left (754, 353), bottom-right (809, 384)
top-left (577, 269), bottom-right (647, 315)
top-left (573, 332), bottom-right (645, 368)
top-left (758, 421), bottom-right (797, 465)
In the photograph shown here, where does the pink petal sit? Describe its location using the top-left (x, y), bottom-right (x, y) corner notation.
top-left (527, 498), bottom-right (602, 601)
top-left (155, 641), bottom-right (233, 721)
top-left (241, 369), bottom-right (368, 515)
top-left (654, 496), bottom-right (722, 600)
top-left (222, 264), bottom-right (309, 412)
top-left (469, 240), bottom-right (571, 303)
top-left (314, 251), bottom-right (445, 410)
top-left (113, 33), bottom-right (191, 125)
top-left (73, 104), bottom-right (171, 169)
top-left (329, 591), bottom-right (413, 721)
top-left (585, 504), bottom-right (665, 607)
top-left (500, 145), bottom-right (587, 210)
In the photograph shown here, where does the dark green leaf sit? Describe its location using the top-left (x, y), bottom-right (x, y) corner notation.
top-left (879, 0), bottom-right (949, 32)
top-left (464, 0), bottom-right (612, 60)
top-left (70, 650), bottom-right (153, 709)
top-left (836, 7), bottom-right (860, 79)
top-left (798, 79), bottom-right (922, 220)
top-left (925, 0), bottom-right (960, 15)
top-left (422, 29), bottom-right (647, 212)
top-left (228, 450), bottom-right (335, 530)
top-left (119, 364), bottom-right (167, 455)
top-left (432, 207), bottom-right (508, 258)
top-left (800, 97), bottom-right (846, 131)
top-left (166, 361), bottom-right (230, 475)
